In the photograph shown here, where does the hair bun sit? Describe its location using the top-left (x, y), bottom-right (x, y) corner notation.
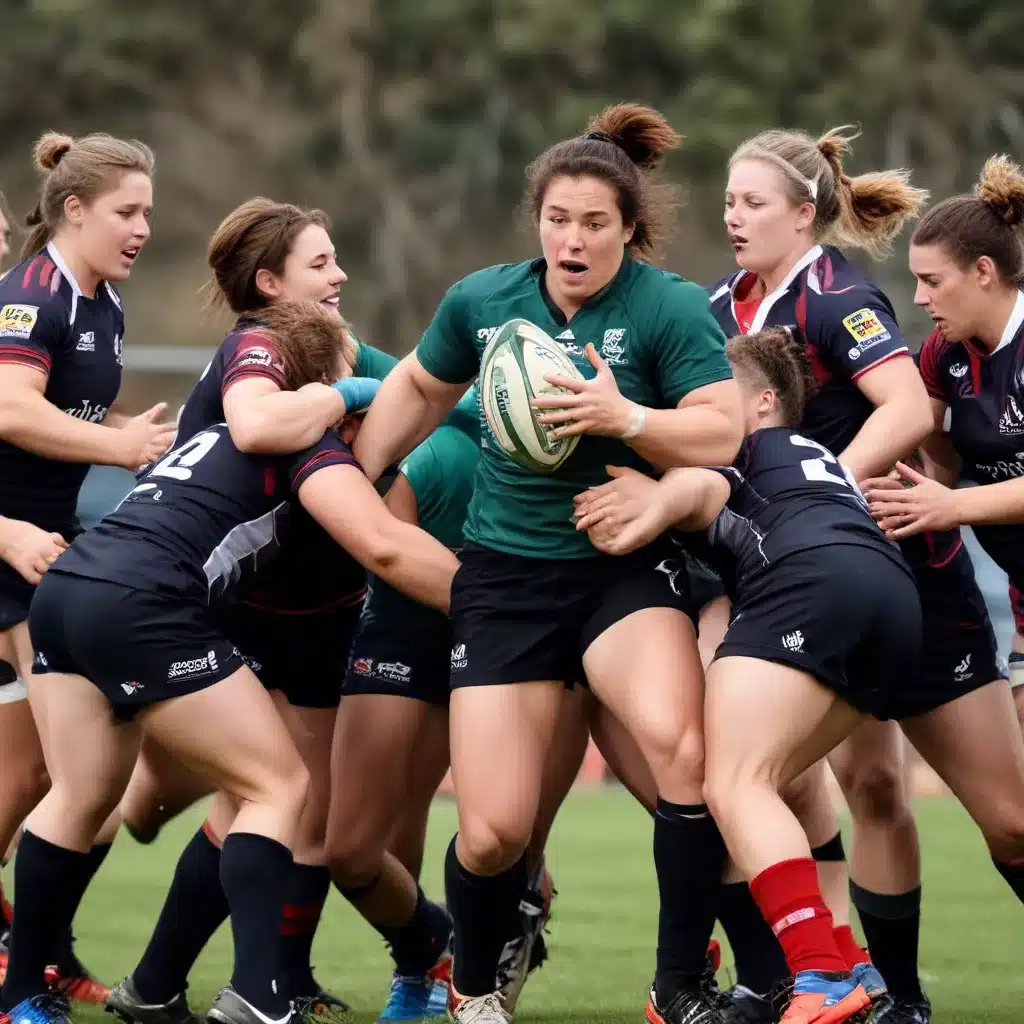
top-left (34, 132), bottom-right (74, 173)
top-left (976, 155), bottom-right (1024, 228)
top-left (585, 103), bottom-right (681, 172)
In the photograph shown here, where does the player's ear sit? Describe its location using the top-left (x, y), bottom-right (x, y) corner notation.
top-left (255, 267), bottom-right (282, 301)
top-left (63, 194), bottom-right (85, 227)
top-left (974, 255), bottom-right (999, 290)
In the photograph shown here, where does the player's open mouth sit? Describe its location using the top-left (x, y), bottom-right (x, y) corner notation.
top-left (560, 260), bottom-right (588, 278)
top-left (321, 293), bottom-right (340, 308)
top-left (729, 235), bottom-right (748, 251)
top-left (121, 247), bottom-right (140, 263)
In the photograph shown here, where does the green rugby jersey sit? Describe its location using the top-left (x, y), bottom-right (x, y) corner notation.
top-left (416, 256), bottom-right (731, 557)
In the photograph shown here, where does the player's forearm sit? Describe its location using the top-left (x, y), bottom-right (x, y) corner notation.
top-left (0, 389), bottom-right (130, 466)
top-left (229, 389), bottom-right (344, 455)
top-left (627, 404), bottom-right (743, 471)
top-left (841, 398), bottom-right (933, 482)
top-left (952, 479), bottom-right (1024, 527)
top-left (370, 523), bottom-right (459, 614)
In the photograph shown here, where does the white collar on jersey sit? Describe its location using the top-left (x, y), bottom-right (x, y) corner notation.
top-left (45, 240), bottom-right (122, 327)
top-left (46, 240), bottom-right (84, 297)
top-left (990, 290), bottom-right (1024, 356)
top-left (738, 244), bottom-right (824, 334)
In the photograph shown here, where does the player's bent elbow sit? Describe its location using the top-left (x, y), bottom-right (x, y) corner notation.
top-left (355, 527), bottom-right (402, 578)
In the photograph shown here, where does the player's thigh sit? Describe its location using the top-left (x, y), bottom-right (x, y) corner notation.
top-left (704, 656), bottom-right (860, 801)
top-left (901, 679), bottom-right (1024, 854)
top-left (141, 665), bottom-right (308, 809)
top-left (449, 681), bottom-right (564, 865)
top-left (328, 693), bottom-right (437, 858)
top-left (27, 670), bottom-right (141, 825)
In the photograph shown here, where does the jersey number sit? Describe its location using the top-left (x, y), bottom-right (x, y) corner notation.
top-left (789, 434), bottom-right (866, 505)
top-left (150, 430), bottom-right (221, 481)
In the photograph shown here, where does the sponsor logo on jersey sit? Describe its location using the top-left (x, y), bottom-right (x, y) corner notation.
top-left (120, 681), bottom-right (144, 695)
top-left (653, 559), bottom-right (684, 597)
top-left (949, 362), bottom-right (968, 378)
top-left (975, 458), bottom-right (1024, 481)
top-left (374, 660), bottom-right (412, 683)
top-left (842, 308), bottom-right (891, 357)
top-left (477, 327), bottom-right (500, 344)
top-left (33, 651), bottom-right (48, 670)
top-left (601, 329), bottom-right (627, 365)
top-left (999, 395), bottom-right (1024, 436)
top-left (63, 399), bottom-right (110, 423)
top-left (236, 346), bottom-right (278, 371)
top-left (167, 649), bottom-right (219, 680)
top-left (114, 334), bottom-right (123, 366)
top-left (451, 643), bottom-right (467, 670)
top-left (781, 630), bottom-right (805, 652)
top-left (953, 653), bottom-right (973, 684)
top-left (0, 303), bottom-right (39, 339)
top-left (76, 331), bottom-right (95, 352)
top-left (352, 656), bottom-right (373, 675)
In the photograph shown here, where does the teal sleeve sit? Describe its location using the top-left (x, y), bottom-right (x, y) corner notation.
top-left (653, 279), bottom-right (733, 406)
top-left (415, 281), bottom-right (480, 384)
top-left (400, 426), bottom-right (477, 548)
top-left (353, 338), bottom-right (400, 381)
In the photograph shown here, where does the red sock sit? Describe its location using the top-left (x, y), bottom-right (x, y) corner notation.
top-left (750, 858), bottom-right (847, 974)
top-left (833, 925), bottom-right (868, 970)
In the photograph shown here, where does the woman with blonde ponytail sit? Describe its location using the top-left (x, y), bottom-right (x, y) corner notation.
top-left (0, 131), bottom-right (174, 1019)
top-left (703, 127), bottom-right (972, 1024)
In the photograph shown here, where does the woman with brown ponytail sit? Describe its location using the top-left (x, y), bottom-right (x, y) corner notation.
top-left (354, 103), bottom-right (743, 1024)
top-left (704, 127), bottom-right (962, 1024)
top-left (0, 131), bottom-right (174, 1012)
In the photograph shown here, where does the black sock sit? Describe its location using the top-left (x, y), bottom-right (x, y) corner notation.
top-left (50, 841), bottom-right (113, 975)
top-left (812, 832), bottom-right (846, 863)
top-left (717, 882), bottom-right (788, 996)
top-left (653, 800), bottom-right (727, 1003)
top-left (221, 832), bottom-right (293, 1018)
top-left (993, 858), bottom-right (1024, 904)
top-left (133, 826), bottom-right (228, 1004)
top-left (377, 886), bottom-right (453, 977)
top-left (0, 831), bottom-right (94, 1008)
top-left (850, 882), bottom-right (924, 1004)
top-left (444, 836), bottom-right (526, 997)
top-left (279, 863), bottom-right (331, 996)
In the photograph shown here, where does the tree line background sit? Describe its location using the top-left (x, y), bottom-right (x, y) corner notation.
top-left (2, 0), bottom-right (1023, 389)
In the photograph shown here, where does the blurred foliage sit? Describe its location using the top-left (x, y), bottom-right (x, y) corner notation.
top-left (1, 0), bottom-right (1022, 356)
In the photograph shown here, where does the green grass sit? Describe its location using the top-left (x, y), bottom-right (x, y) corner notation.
top-left (6, 789), bottom-right (1021, 1023)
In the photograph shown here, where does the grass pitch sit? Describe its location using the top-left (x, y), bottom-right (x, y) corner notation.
top-left (7, 788), bottom-right (1020, 1023)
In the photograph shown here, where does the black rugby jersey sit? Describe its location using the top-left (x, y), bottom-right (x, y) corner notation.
top-left (175, 319), bottom-right (365, 613)
top-left (709, 245), bottom-right (908, 456)
top-left (0, 243), bottom-right (124, 533)
top-left (51, 423), bottom-right (358, 603)
top-left (918, 290), bottom-right (1024, 603)
top-left (685, 427), bottom-right (909, 599)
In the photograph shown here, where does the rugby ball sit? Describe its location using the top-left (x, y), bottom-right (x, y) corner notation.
top-left (480, 319), bottom-right (584, 474)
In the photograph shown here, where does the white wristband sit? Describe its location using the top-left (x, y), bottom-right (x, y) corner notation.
top-left (620, 402), bottom-right (647, 440)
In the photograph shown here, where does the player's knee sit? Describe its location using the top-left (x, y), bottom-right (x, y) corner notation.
top-left (325, 815), bottom-right (390, 883)
top-left (781, 767), bottom-right (826, 824)
top-left (980, 804), bottom-right (1024, 865)
top-left (458, 812), bottom-right (530, 875)
top-left (8, 756), bottom-right (50, 811)
top-left (640, 718), bottom-right (705, 791)
top-left (240, 758), bottom-right (310, 820)
top-left (836, 761), bottom-right (908, 824)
